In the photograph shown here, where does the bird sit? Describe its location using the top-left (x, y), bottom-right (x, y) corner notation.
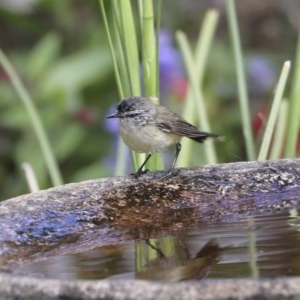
top-left (106, 96), bottom-right (219, 178)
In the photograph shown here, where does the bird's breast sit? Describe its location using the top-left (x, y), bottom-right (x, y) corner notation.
top-left (119, 120), bottom-right (181, 153)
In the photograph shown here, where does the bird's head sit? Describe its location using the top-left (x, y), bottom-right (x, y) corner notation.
top-left (106, 96), bottom-right (157, 119)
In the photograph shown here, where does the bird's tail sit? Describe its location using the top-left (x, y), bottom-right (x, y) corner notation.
top-left (188, 132), bottom-right (221, 143)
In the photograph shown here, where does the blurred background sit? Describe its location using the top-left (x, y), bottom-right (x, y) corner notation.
top-left (0, 0), bottom-right (299, 200)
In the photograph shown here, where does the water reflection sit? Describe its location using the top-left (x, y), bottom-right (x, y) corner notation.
top-left (136, 238), bottom-right (224, 281)
top-left (13, 211), bottom-right (300, 281)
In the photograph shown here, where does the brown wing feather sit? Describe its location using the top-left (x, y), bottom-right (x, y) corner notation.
top-left (156, 107), bottom-right (218, 143)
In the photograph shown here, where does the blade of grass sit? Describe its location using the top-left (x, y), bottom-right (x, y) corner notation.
top-left (141, 0), bottom-right (157, 96)
top-left (113, 0), bottom-right (145, 171)
top-left (154, 0), bottom-right (163, 172)
top-left (0, 48), bottom-right (63, 186)
top-left (137, 0), bottom-right (143, 29)
top-left (248, 217), bottom-right (259, 279)
top-left (258, 61), bottom-right (291, 161)
top-left (111, 2), bottom-right (132, 96)
top-left (193, 10), bottom-right (219, 85)
top-left (269, 100), bottom-right (288, 160)
top-left (285, 24), bottom-right (300, 158)
top-left (178, 10), bottom-right (219, 167)
top-left (155, 0), bottom-right (162, 97)
top-left (139, 0), bottom-right (163, 172)
top-left (99, 0), bottom-right (124, 97)
top-left (135, 241), bottom-right (147, 273)
top-left (136, 0), bottom-right (164, 272)
top-left (113, 20), bottom-right (139, 173)
top-left (100, 0), bottom-right (141, 173)
top-left (100, 0), bottom-right (129, 175)
top-left (114, 0), bottom-right (140, 96)
top-left (225, 0), bottom-right (255, 161)
top-left (21, 162), bottom-right (40, 193)
top-left (100, 1), bottom-right (163, 174)
top-left (176, 31), bottom-right (217, 164)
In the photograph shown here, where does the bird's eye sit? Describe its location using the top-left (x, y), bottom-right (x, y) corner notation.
top-left (116, 103), bottom-right (122, 112)
top-left (117, 100), bottom-right (134, 113)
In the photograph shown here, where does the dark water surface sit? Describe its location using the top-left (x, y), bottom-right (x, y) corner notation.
top-left (14, 210), bottom-right (300, 281)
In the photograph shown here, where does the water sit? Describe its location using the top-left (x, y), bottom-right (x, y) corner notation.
top-left (14, 210), bottom-right (300, 281)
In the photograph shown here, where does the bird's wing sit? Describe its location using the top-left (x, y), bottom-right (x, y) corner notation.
top-left (156, 107), bottom-right (218, 143)
top-left (157, 118), bottom-right (211, 137)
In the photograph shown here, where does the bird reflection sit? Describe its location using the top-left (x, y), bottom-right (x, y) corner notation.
top-left (136, 238), bottom-right (225, 281)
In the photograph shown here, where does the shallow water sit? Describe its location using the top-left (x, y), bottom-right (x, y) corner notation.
top-left (14, 210), bottom-right (300, 281)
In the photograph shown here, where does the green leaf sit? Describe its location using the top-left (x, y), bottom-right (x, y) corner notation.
top-left (41, 48), bottom-right (112, 96)
top-left (27, 32), bottom-right (62, 80)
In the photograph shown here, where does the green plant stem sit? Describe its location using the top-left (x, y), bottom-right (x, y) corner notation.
top-left (248, 217), bottom-right (259, 279)
top-left (140, 0), bottom-right (163, 172)
top-left (114, 0), bottom-right (143, 171)
top-left (178, 10), bottom-right (219, 167)
top-left (285, 24), bottom-right (300, 158)
top-left (99, 0), bottom-right (124, 97)
top-left (0, 48), bottom-right (63, 186)
top-left (225, 0), bottom-right (255, 161)
top-left (176, 31), bottom-right (217, 164)
top-left (155, 0), bottom-right (162, 97)
top-left (100, 0), bottom-right (129, 176)
top-left (21, 162), bottom-right (40, 192)
top-left (141, 0), bottom-right (157, 96)
top-left (101, 0), bottom-right (142, 173)
top-left (116, 0), bottom-right (140, 96)
top-left (194, 10), bottom-right (219, 84)
top-left (258, 61), bottom-right (291, 161)
top-left (269, 100), bottom-right (288, 160)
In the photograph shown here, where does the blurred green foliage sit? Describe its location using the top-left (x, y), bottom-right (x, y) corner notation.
top-left (0, 0), bottom-right (119, 200)
top-left (0, 0), bottom-right (299, 200)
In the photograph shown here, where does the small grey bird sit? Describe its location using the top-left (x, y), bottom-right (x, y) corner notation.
top-left (107, 96), bottom-right (219, 178)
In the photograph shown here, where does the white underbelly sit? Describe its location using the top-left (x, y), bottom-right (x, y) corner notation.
top-left (119, 123), bottom-right (181, 153)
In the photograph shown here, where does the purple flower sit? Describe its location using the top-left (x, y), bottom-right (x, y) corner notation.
top-left (247, 55), bottom-right (276, 98)
top-left (159, 29), bottom-right (187, 99)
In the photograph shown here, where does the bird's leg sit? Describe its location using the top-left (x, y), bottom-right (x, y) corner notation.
top-left (144, 239), bottom-right (166, 259)
top-left (171, 143), bottom-right (181, 171)
top-left (160, 143), bottom-right (181, 179)
top-left (134, 154), bottom-right (152, 177)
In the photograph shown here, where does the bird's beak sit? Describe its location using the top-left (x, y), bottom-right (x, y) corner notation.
top-left (106, 111), bottom-right (120, 119)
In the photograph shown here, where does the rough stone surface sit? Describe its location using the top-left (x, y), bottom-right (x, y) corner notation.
top-left (2, 273), bottom-right (300, 300)
top-left (1, 159), bottom-right (300, 299)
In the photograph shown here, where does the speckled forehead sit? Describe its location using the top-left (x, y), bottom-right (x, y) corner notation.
top-left (117, 100), bottom-right (136, 112)
top-left (117, 98), bottom-right (154, 112)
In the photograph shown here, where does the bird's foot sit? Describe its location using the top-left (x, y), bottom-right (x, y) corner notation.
top-left (157, 168), bottom-right (179, 180)
top-left (131, 168), bottom-right (150, 179)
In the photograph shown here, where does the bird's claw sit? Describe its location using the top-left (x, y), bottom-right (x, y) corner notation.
top-left (157, 168), bottom-right (179, 180)
top-left (131, 168), bottom-right (150, 178)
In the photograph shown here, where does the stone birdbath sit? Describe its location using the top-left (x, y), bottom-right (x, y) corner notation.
top-left (1, 158), bottom-right (300, 299)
